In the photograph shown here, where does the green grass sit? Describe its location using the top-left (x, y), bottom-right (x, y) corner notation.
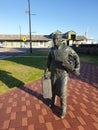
top-left (79, 54), bottom-right (98, 64)
top-left (0, 50), bottom-right (98, 95)
top-left (23, 49), bottom-right (49, 56)
top-left (0, 56), bottom-right (47, 94)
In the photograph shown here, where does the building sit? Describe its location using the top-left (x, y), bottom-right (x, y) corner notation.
top-left (0, 34), bottom-right (52, 48)
top-left (0, 30), bottom-right (96, 48)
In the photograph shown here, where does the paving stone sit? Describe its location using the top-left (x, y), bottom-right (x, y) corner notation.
top-left (0, 62), bottom-right (98, 130)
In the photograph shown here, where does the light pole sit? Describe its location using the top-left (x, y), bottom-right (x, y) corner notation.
top-left (27, 0), bottom-right (32, 53)
top-left (19, 25), bottom-right (22, 47)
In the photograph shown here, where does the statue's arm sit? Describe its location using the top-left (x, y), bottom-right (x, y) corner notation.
top-left (69, 47), bottom-right (80, 75)
top-left (44, 50), bottom-right (52, 77)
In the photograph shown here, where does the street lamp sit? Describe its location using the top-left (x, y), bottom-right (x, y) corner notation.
top-left (27, 0), bottom-right (32, 53)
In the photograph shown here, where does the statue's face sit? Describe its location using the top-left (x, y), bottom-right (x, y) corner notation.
top-left (53, 35), bottom-right (62, 47)
top-left (53, 38), bottom-right (61, 47)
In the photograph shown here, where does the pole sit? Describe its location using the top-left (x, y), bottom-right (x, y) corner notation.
top-left (28, 0), bottom-right (32, 53)
top-left (19, 25), bottom-right (22, 47)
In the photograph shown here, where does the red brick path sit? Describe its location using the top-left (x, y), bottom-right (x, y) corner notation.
top-left (0, 62), bottom-right (98, 130)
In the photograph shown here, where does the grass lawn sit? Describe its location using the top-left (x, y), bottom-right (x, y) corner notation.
top-left (0, 49), bottom-right (98, 95)
top-left (79, 54), bottom-right (98, 64)
top-left (0, 56), bottom-right (47, 94)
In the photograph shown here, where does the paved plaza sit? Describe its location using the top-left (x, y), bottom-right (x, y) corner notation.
top-left (0, 62), bottom-right (98, 130)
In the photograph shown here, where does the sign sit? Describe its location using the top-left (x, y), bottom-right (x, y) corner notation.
top-left (22, 37), bottom-right (27, 42)
top-left (68, 34), bottom-right (71, 39)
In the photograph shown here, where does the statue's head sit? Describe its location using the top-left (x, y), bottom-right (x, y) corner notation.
top-left (52, 30), bottom-right (62, 47)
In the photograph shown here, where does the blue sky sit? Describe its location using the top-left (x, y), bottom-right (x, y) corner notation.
top-left (0, 0), bottom-right (98, 41)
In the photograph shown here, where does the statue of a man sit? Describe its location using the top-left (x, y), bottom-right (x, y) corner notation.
top-left (44, 30), bottom-right (80, 119)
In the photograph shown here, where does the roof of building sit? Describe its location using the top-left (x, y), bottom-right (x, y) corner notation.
top-left (0, 34), bottom-right (51, 41)
top-left (76, 35), bottom-right (87, 41)
top-left (0, 34), bottom-right (87, 42)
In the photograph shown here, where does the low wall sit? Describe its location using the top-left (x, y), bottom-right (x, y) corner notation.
top-left (72, 44), bottom-right (98, 55)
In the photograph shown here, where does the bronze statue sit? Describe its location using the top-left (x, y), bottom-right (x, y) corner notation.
top-left (44, 30), bottom-right (80, 119)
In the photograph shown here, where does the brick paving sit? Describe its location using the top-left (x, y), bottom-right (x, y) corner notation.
top-left (0, 62), bottom-right (98, 130)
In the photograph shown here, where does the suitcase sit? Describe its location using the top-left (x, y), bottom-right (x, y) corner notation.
top-left (42, 76), bottom-right (52, 98)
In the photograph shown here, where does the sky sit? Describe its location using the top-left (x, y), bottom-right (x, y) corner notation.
top-left (0, 0), bottom-right (98, 41)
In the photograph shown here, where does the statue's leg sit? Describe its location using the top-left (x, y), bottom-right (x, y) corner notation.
top-left (49, 93), bottom-right (57, 108)
top-left (60, 93), bottom-right (67, 118)
top-left (60, 75), bottom-right (68, 119)
top-left (49, 74), bottom-right (57, 108)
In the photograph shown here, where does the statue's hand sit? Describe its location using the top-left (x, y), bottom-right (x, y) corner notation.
top-left (44, 68), bottom-right (48, 79)
top-left (44, 73), bottom-right (48, 79)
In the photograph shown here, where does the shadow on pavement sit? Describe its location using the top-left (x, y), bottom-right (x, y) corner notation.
top-left (0, 70), bottom-right (24, 88)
